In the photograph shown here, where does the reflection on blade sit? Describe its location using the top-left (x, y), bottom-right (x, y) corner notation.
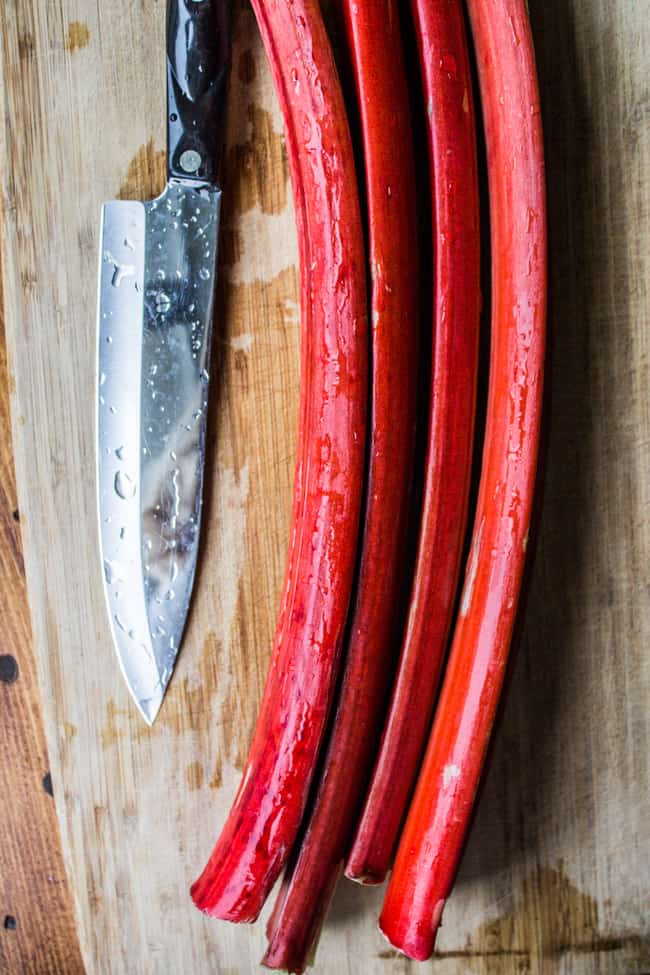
top-left (97, 183), bottom-right (221, 723)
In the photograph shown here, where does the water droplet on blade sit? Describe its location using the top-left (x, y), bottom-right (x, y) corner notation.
top-left (104, 250), bottom-right (136, 288)
top-left (155, 291), bottom-right (171, 314)
top-left (114, 471), bottom-right (136, 500)
top-left (104, 559), bottom-right (124, 585)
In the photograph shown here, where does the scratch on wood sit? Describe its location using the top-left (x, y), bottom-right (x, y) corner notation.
top-left (208, 754), bottom-right (223, 790)
top-left (65, 22), bottom-right (90, 54)
top-left (159, 629), bottom-right (223, 736)
top-left (185, 761), bottom-right (204, 791)
top-left (101, 699), bottom-right (125, 749)
top-left (63, 721), bottom-right (77, 742)
top-left (117, 140), bottom-right (166, 203)
top-left (219, 582), bottom-right (251, 772)
top-left (227, 105), bottom-right (288, 216)
top-left (17, 32), bottom-right (34, 61)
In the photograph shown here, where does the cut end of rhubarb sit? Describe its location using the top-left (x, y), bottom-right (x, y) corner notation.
top-left (261, 959), bottom-right (292, 975)
top-left (344, 867), bottom-right (385, 886)
top-left (189, 875), bottom-right (260, 924)
top-left (344, 843), bottom-right (389, 886)
top-left (262, 943), bottom-right (305, 975)
top-left (378, 897), bottom-right (446, 962)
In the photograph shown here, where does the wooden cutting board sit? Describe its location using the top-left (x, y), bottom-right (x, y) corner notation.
top-left (1, 0), bottom-right (649, 973)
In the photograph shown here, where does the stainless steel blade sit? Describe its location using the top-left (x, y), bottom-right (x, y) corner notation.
top-left (97, 182), bottom-right (221, 724)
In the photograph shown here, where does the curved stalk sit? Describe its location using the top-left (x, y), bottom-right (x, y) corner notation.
top-left (263, 0), bottom-right (418, 966)
top-left (379, 0), bottom-right (547, 959)
top-left (191, 0), bottom-right (368, 923)
top-left (346, 0), bottom-right (481, 886)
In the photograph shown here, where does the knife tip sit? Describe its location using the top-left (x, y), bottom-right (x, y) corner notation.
top-left (136, 693), bottom-right (163, 727)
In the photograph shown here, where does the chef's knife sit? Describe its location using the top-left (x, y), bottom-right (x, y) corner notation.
top-left (97, 0), bottom-right (230, 725)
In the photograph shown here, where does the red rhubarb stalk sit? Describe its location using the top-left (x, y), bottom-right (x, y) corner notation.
top-left (191, 0), bottom-right (367, 922)
top-left (346, 0), bottom-right (480, 885)
top-left (263, 0), bottom-right (418, 967)
top-left (379, 0), bottom-right (547, 959)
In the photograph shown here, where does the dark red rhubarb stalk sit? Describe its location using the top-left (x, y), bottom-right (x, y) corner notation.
top-left (379, 0), bottom-right (547, 959)
top-left (263, 0), bottom-right (418, 968)
top-left (346, 0), bottom-right (480, 885)
top-left (191, 0), bottom-right (368, 922)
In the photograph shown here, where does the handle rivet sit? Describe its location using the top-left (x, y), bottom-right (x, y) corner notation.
top-left (179, 150), bottom-right (202, 174)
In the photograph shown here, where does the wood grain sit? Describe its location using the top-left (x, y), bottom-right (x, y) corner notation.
top-left (0, 276), bottom-right (84, 970)
top-left (0, 0), bottom-right (648, 973)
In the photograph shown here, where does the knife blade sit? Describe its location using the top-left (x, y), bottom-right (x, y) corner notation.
top-left (97, 0), bottom-right (231, 725)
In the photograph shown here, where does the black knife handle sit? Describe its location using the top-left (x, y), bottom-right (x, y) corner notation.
top-left (167, 0), bottom-right (231, 186)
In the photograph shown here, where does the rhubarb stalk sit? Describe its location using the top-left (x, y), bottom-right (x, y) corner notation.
top-left (191, 0), bottom-right (367, 922)
top-left (263, 0), bottom-right (418, 967)
top-left (346, 0), bottom-right (481, 885)
top-left (379, 0), bottom-right (546, 959)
